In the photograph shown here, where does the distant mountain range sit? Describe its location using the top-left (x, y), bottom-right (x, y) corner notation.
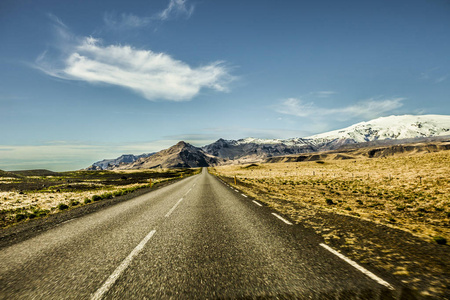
top-left (87, 153), bottom-right (155, 170)
top-left (86, 114), bottom-right (450, 170)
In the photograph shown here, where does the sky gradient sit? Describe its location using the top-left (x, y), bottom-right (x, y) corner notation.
top-left (1, 0), bottom-right (449, 171)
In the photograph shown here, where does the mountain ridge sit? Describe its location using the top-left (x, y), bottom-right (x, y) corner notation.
top-left (86, 114), bottom-right (450, 169)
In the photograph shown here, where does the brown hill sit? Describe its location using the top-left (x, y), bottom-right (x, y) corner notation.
top-left (114, 141), bottom-right (224, 169)
top-left (265, 141), bottom-right (450, 163)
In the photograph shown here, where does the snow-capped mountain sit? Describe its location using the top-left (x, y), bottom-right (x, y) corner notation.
top-left (202, 115), bottom-right (450, 160)
top-left (202, 138), bottom-right (315, 160)
top-left (306, 115), bottom-right (450, 143)
top-left (86, 153), bottom-right (155, 170)
top-left (86, 115), bottom-right (450, 169)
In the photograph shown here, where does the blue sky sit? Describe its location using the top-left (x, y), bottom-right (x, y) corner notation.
top-left (1, 0), bottom-right (449, 171)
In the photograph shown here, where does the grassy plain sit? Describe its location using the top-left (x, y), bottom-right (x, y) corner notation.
top-left (0, 168), bottom-right (198, 228)
top-left (211, 150), bottom-right (449, 243)
top-left (211, 151), bottom-right (450, 297)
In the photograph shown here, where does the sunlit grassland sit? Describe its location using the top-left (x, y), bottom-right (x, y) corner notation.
top-left (0, 168), bottom-right (200, 227)
top-left (210, 151), bottom-right (449, 243)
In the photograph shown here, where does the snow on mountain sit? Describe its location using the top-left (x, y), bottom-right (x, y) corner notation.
top-left (202, 115), bottom-right (450, 160)
top-left (87, 153), bottom-right (155, 170)
top-left (306, 115), bottom-right (450, 143)
top-left (86, 115), bottom-right (450, 169)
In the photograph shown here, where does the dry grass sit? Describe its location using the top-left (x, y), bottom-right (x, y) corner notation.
top-left (210, 151), bottom-right (450, 242)
top-left (0, 168), bottom-right (200, 227)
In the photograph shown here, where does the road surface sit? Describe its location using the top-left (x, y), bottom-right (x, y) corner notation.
top-left (1, 168), bottom-right (404, 299)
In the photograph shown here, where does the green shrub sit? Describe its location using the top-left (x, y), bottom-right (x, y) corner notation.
top-left (36, 209), bottom-right (49, 217)
top-left (92, 195), bottom-right (102, 202)
top-left (113, 190), bottom-right (123, 197)
top-left (15, 213), bottom-right (27, 221)
top-left (325, 198), bottom-right (334, 205)
top-left (84, 198), bottom-right (91, 204)
top-left (70, 200), bottom-right (80, 206)
top-left (57, 203), bottom-right (69, 210)
top-left (28, 213), bottom-right (37, 219)
top-left (433, 236), bottom-right (447, 245)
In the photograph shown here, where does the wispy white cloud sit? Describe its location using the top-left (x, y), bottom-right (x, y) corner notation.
top-left (420, 67), bottom-right (448, 84)
top-left (103, 12), bottom-right (151, 30)
top-left (157, 0), bottom-right (194, 21)
top-left (36, 21), bottom-right (234, 101)
top-left (435, 75), bottom-right (447, 84)
top-left (275, 97), bottom-right (405, 121)
top-left (312, 91), bottom-right (337, 98)
top-left (102, 0), bottom-right (194, 30)
top-left (47, 13), bottom-right (68, 29)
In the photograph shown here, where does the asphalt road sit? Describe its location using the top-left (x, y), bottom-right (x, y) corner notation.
top-left (1, 168), bottom-right (405, 299)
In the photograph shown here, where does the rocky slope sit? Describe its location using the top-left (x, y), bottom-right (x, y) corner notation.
top-left (265, 140), bottom-right (450, 163)
top-left (86, 153), bottom-right (154, 170)
top-left (113, 141), bottom-right (223, 169)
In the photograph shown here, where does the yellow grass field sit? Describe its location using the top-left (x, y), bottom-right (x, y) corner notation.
top-left (210, 151), bottom-right (450, 243)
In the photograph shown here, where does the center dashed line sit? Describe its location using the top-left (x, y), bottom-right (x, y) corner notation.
top-left (91, 229), bottom-right (156, 300)
top-left (165, 198), bottom-right (183, 218)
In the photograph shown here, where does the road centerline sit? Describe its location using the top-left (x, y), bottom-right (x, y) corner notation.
top-left (91, 229), bottom-right (157, 300)
top-left (165, 198), bottom-right (184, 218)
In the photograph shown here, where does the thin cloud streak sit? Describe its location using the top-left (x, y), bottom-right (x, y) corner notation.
top-left (276, 97), bottom-right (405, 120)
top-left (103, 0), bottom-right (194, 30)
top-left (103, 12), bottom-right (151, 30)
top-left (158, 0), bottom-right (194, 20)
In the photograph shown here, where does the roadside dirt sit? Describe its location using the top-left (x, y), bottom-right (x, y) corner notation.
top-left (216, 174), bottom-right (450, 299)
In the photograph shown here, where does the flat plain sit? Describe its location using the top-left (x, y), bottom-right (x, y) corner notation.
top-left (210, 150), bottom-right (450, 297)
top-left (0, 168), bottom-right (198, 228)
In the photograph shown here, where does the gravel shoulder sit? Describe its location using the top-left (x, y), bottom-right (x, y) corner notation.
top-left (215, 174), bottom-right (450, 299)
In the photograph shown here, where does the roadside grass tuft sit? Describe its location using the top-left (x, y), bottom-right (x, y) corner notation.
top-left (433, 236), bottom-right (447, 245)
top-left (57, 203), bottom-right (69, 210)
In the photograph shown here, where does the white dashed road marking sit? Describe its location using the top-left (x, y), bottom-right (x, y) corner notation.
top-left (91, 229), bottom-right (157, 300)
top-left (271, 213), bottom-right (293, 225)
top-left (319, 243), bottom-right (394, 290)
top-left (252, 200), bottom-right (262, 207)
top-left (165, 198), bottom-right (184, 218)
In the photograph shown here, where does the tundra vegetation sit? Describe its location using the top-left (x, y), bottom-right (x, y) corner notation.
top-left (211, 151), bottom-right (449, 243)
top-left (0, 168), bottom-right (199, 228)
top-left (211, 151), bottom-right (450, 297)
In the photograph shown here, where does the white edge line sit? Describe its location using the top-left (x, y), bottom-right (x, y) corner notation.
top-left (241, 194), bottom-right (248, 198)
top-left (91, 229), bottom-right (157, 300)
top-left (252, 200), bottom-right (262, 206)
top-left (165, 198), bottom-right (183, 218)
top-left (319, 243), bottom-right (394, 290)
top-left (271, 213), bottom-right (293, 225)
